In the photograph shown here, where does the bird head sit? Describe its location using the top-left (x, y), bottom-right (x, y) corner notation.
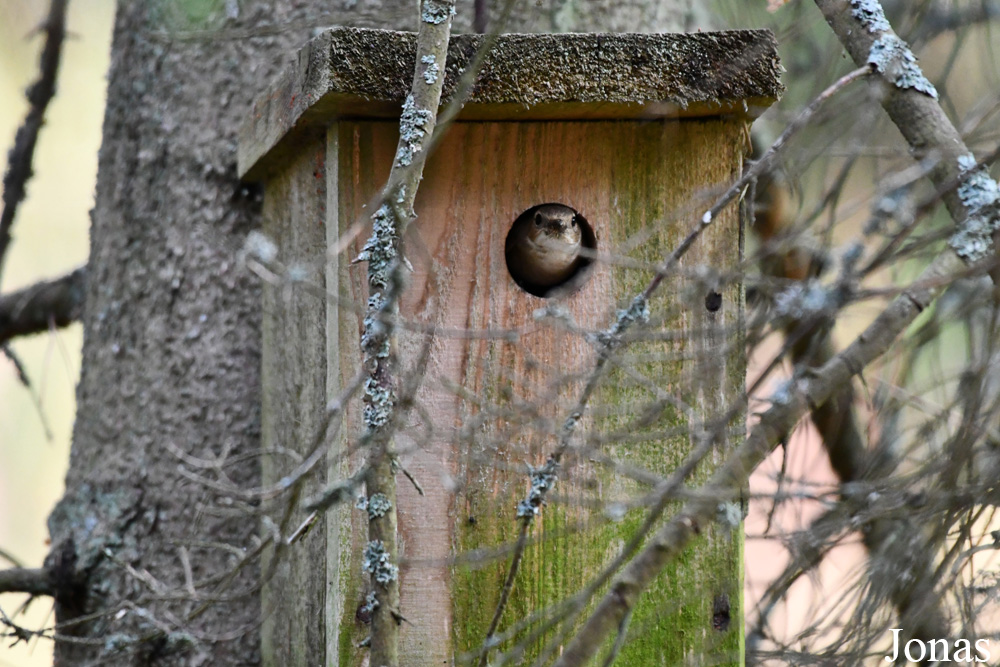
top-left (531, 205), bottom-right (582, 246)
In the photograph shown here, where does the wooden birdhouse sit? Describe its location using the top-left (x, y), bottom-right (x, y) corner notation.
top-left (239, 27), bottom-right (781, 666)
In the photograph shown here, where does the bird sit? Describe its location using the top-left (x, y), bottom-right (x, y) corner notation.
top-left (505, 204), bottom-right (585, 297)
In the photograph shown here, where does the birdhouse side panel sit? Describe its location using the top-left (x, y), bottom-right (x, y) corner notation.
top-left (259, 139), bottom-right (332, 666)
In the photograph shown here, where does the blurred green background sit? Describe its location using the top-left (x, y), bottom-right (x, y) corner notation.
top-left (0, 2), bottom-right (113, 665)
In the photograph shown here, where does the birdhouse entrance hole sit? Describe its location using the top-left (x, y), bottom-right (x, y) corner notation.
top-left (505, 202), bottom-right (596, 298)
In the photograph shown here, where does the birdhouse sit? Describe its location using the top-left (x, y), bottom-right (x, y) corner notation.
top-left (239, 27), bottom-right (781, 666)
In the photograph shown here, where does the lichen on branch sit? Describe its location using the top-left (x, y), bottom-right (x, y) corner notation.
top-left (353, 1), bottom-right (457, 664)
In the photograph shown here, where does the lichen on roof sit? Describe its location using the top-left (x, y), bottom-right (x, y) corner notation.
top-left (239, 27), bottom-right (782, 180)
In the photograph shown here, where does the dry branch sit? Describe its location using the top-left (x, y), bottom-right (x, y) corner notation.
top-left (0, 0), bottom-right (69, 280)
top-left (0, 567), bottom-right (52, 596)
top-left (356, 1), bottom-right (456, 663)
top-left (813, 0), bottom-right (999, 268)
top-left (800, 0), bottom-right (1000, 643)
top-left (0, 266), bottom-right (85, 346)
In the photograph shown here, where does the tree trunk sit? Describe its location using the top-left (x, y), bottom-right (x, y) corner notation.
top-left (50, 1), bottom-right (701, 664)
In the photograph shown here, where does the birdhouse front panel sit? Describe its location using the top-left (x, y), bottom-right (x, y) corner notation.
top-left (328, 117), bottom-right (747, 663)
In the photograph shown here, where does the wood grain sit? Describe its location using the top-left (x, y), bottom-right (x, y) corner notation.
top-left (327, 118), bottom-right (746, 664)
top-left (260, 139), bottom-right (330, 666)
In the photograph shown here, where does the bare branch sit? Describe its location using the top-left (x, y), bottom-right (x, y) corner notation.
top-left (0, 266), bottom-right (85, 346)
top-left (0, 0), bottom-right (70, 281)
top-left (0, 567), bottom-right (52, 596)
top-left (356, 1), bottom-right (456, 663)
top-left (813, 0), bottom-right (1000, 268)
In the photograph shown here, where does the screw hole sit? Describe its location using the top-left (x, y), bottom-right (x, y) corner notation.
top-left (712, 594), bottom-right (731, 631)
top-left (705, 291), bottom-right (723, 312)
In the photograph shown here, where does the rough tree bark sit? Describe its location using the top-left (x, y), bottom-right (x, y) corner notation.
top-left (49, 1), bottom-right (702, 664)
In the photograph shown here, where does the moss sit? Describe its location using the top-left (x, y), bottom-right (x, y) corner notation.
top-left (577, 118), bottom-right (744, 665)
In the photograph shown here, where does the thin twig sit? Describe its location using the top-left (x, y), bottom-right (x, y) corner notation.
top-left (355, 2), bottom-right (456, 663)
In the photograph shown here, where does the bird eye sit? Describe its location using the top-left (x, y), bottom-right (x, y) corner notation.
top-left (534, 213), bottom-right (543, 228)
top-left (570, 217), bottom-right (578, 227)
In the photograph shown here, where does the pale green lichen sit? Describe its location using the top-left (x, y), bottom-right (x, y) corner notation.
top-left (361, 294), bottom-right (390, 359)
top-left (769, 378), bottom-right (805, 407)
top-left (850, 0), bottom-right (891, 33)
top-left (950, 153), bottom-right (1000, 263)
top-left (560, 411), bottom-right (582, 437)
top-left (362, 540), bottom-right (399, 585)
top-left (867, 34), bottom-right (938, 99)
top-left (242, 230), bottom-right (277, 263)
top-left (394, 95), bottom-right (432, 167)
top-left (715, 502), bottom-right (743, 532)
top-left (360, 590), bottom-right (379, 615)
top-left (357, 205), bottom-right (399, 289)
top-left (594, 294), bottom-right (650, 350)
top-left (363, 376), bottom-right (395, 429)
top-left (286, 263), bottom-right (308, 282)
top-left (358, 492), bottom-right (392, 519)
top-left (516, 458), bottom-right (559, 519)
top-left (359, 203), bottom-right (401, 444)
top-left (420, 54), bottom-right (440, 85)
top-left (421, 0), bottom-right (455, 24)
top-left (772, 280), bottom-right (834, 321)
top-left (47, 485), bottom-right (144, 573)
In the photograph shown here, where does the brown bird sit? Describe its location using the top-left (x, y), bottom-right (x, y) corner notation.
top-left (505, 204), bottom-right (585, 297)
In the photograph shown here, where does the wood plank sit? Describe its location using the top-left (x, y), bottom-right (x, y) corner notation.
top-left (331, 118), bottom-right (746, 664)
top-left (260, 138), bottom-right (330, 666)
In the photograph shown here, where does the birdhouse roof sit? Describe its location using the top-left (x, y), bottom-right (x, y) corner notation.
top-left (239, 27), bottom-right (783, 180)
